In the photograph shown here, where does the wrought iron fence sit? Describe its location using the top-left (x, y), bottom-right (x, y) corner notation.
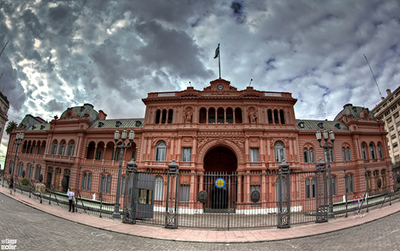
top-left (4, 165), bottom-right (400, 230)
top-left (121, 165), bottom-right (400, 230)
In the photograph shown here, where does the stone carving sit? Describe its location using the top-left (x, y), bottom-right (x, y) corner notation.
top-left (248, 107), bottom-right (257, 123)
top-left (183, 107), bottom-right (193, 123)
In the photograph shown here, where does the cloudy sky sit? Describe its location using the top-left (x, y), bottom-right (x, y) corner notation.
top-left (0, 0), bottom-right (399, 160)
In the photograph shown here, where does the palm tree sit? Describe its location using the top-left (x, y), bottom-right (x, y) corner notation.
top-left (2, 121), bottom-right (17, 185)
top-left (6, 121), bottom-right (17, 135)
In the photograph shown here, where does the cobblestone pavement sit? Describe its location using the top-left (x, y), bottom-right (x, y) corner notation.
top-left (1, 193), bottom-right (400, 251)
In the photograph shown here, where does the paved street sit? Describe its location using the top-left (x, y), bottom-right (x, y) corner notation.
top-left (1, 193), bottom-right (399, 251)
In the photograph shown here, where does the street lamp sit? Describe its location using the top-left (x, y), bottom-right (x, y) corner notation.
top-left (11, 132), bottom-right (24, 191)
top-left (316, 129), bottom-right (335, 218)
top-left (113, 129), bottom-right (135, 219)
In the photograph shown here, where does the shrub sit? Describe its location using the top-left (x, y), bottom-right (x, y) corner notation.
top-left (21, 178), bottom-right (30, 186)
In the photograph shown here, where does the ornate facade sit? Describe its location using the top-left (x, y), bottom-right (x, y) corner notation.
top-left (5, 78), bottom-right (392, 209)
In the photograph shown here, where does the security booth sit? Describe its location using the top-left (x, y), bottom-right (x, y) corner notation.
top-left (123, 159), bottom-right (155, 224)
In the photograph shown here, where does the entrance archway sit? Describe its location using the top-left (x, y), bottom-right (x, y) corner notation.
top-left (203, 146), bottom-right (237, 211)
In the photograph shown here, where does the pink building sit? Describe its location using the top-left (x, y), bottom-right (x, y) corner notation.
top-left (5, 78), bottom-right (392, 214)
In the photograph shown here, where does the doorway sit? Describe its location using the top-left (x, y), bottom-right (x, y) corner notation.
top-left (203, 146), bottom-right (237, 211)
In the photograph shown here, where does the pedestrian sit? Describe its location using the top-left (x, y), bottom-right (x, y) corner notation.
top-left (9, 176), bottom-right (14, 194)
top-left (67, 187), bottom-right (75, 212)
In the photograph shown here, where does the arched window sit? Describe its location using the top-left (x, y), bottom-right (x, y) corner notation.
top-left (208, 108), bottom-right (216, 124)
top-left (280, 109), bottom-right (285, 124)
top-left (168, 109), bottom-right (173, 124)
top-left (303, 148), bottom-right (309, 163)
top-left (226, 108), bottom-right (233, 124)
top-left (267, 109), bottom-right (273, 124)
top-left (274, 141), bottom-right (286, 162)
top-left (346, 147), bottom-right (351, 161)
top-left (235, 108), bottom-right (242, 124)
top-left (199, 108), bottom-right (207, 123)
top-left (50, 140), bottom-right (58, 155)
top-left (66, 141), bottom-right (75, 156)
top-left (370, 143), bottom-right (376, 159)
top-left (155, 109), bottom-right (161, 124)
top-left (161, 109), bottom-right (167, 124)
top-left (274, 109), bottom-right (279, 124)
top-left (154, 176), bottom-right (164, 200)
top-left (377, 144), bottom-right (383, 159)
top-left (58, 140), bottom-right (66, 155)
top-left (362, 144), bottom-right (367, 160)
top-left (324, 149), bottom-right (334, 162)
top-left (217, 107), bottom-right (224, 124)
top-left (155, 141), bottom-right (167, 161)
top-left (342, 148), bottom-right (347, 161)
top-left (309, 148), bottom-right (315, 163)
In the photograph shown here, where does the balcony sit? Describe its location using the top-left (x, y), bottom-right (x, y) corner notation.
top-left (44, 154), bottom-right (76, 164)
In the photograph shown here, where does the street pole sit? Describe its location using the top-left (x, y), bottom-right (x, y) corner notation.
top-left (113, 130), bottom-right (135, 219)
top-left (11, 133), bottom-right (24, 192)
top-left (316, 129), bottom-right (335, 218)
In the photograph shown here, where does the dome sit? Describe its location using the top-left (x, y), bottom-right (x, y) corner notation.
top-left (334, 103), bottom-right (375, 121)
top-left (60, 103), bottom-right (99, 122)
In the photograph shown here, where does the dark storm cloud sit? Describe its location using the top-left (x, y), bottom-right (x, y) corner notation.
top-left (0, 0), bottom-right (399, 128)
top-left (135, 19), bottom-right (212, 79)
top-left (44, 98), bottom-right (67, 112)
top-left (231, 1), bottom-right (245, 23)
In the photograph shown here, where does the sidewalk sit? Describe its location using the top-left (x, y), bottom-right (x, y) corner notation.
top-left (1, 185), bottom-right (399, 243)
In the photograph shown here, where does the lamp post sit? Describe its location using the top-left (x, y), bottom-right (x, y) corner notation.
top-left (11, 132), bottom-right (25, 191)
top-left (113, 129), bottom-right (135, 219)
top-left (316, 129), bottom-right (335, 218)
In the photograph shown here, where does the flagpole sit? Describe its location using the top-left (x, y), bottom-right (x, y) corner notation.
top-left (218, 43), bottom-right (221, 79)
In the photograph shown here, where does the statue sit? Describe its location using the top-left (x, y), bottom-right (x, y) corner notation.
top-left (249, 110), bottom-right (257, 123)
top-left (184, 110), bottom-right (192, 123)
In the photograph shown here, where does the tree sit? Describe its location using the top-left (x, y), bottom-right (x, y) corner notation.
top-left (6, 121), bottom-right (17, 135)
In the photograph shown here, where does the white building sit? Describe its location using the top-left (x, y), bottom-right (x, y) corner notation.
top-left (372, 87), bottom-right (400, 164)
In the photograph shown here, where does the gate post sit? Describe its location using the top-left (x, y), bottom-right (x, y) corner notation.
top-left (277, 160), bottom-right (290, 229)
top-left (122, 158), bottom-right (138, 224)
top-left (165, 160), bottom-right (179, 229)
top-left (315, 159), bottom-right (328, 223)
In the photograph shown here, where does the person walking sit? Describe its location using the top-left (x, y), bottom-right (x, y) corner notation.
top-left (67, 187), bottom-right (75, 212)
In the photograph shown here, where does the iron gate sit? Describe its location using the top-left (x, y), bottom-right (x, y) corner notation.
top-left (123, 167), bottom-right (327, 230)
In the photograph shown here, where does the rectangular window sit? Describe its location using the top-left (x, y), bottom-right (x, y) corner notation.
top-left (18, 163), bottom-right (23, 176)
top-left (34, 167), bottom-right (41, 181)
top-left (182, 147), bottom-right (191, 162)
top-left (312, 179), bottom-right (316, 198)
top-left (306, 179), bottom-right (311, 199)
top-left (179, 185), bottom-right (190, 202)
top-left (155, 147), bottom-right (166, 161)
top-left (104, 175), bottom-right (111, 194)
top-left (250, 148), bottom-right (259, 162)
top-left (87, 173), bottom-right (92, 191)
top-left (27, 165), bottom-right (33, 179)
top-left (345, 174), bottom-right (354, 193)
top-left (81, 173), bottom-right (87, 190)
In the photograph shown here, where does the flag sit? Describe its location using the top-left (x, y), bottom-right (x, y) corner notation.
top-left (214, 44), bottom-right (219, 59)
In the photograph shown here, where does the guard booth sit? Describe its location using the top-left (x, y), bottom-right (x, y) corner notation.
top-left (123, 164), bottom-right (155, 223)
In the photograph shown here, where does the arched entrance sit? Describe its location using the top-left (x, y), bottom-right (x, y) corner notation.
top-left (203, 146), bottom-right (237, 211)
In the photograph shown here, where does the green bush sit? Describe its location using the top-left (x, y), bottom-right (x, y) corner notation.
top-left (21, 178), bottom-right (30, 186)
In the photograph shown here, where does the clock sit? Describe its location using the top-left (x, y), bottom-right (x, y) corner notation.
top-left (217, 84), bottom-right (224, 90)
